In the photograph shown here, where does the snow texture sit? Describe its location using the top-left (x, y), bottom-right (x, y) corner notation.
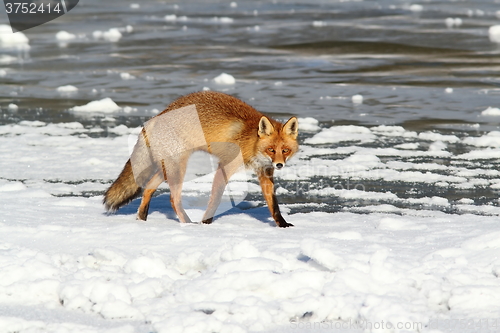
top-left (1, 120), bottom-right (500, 332)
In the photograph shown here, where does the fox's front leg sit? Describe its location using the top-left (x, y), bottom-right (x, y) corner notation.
top-left (257, 168), bottom-right (293, 228)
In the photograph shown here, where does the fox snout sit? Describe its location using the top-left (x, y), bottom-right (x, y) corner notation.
top-left (274, 162), bottom-right (284, 170)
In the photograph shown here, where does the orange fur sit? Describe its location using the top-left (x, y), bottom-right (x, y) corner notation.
top-left (103, 91), bottom-right (299, 227)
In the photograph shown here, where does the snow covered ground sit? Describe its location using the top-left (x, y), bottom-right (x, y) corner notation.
top-left (1, 118), bottom-right (500, 333)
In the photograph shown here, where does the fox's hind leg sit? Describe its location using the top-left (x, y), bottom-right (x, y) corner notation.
top-left (164, 153), bottom-right (192, 224)
top-left (137, 172), bottom-right (164, 221)
top-left (201, 160), bottom-right (241, 224)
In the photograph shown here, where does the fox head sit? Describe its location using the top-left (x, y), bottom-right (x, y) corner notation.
top-left (257, 116), bottom-right (299, 170)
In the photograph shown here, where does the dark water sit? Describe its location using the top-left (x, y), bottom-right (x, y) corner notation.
top-left (2, 0), bottom-right (500, 214)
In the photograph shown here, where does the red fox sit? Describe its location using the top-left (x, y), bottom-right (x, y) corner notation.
top-left (103, 91), bottom-right (298, 227)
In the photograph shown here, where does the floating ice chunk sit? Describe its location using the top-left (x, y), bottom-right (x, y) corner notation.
top-left (489, 25), bottom-right (500, 43)
top-left (125, 25), bottom-right (133, 33)
top-left (418, 131), bottom-right (459, 143)
top-left (165, 15), bottom-right (188, 22)
top-left (445, 87), bottom-right (453, 93)
top-left (463, 131), bottom-right (500, 147)
top-left (394, 142), bottom-right (419, 149)
top-left (213, 17), bottom-right (234, 23)
top-left (93, 28), bottom-right (122, 42)
top-left (130, 3), bottom-right (140, 9)
top-left (0, 24), bottom-right (29, 48)
top-left (57, 85), bottom-right (78, 93)
top-left (305, 125), bottom-right (375, 144)
top-left (8, 103), bottom-right (18, 111)
top-left (0, 69), bottom-right (6, 77)
top-left (312, 21), bottom-right (326, 27)
top-left (409, 4), bottom-right (423, 12)
top-left (20, 120), bottom-right (46, 127)
top-left (120, 72), bottom-right (135, 80)
top-left (230, 2), bottom-right (237, 8)
top-left (481, 106), bottom-right (500, 116)
top-left (458, 198), bottom-right (474, 205)
top-left (371, 125), bottom-right (417, 138)
top-left (0, 55), bottom-right (17, 64)
top-left (445, 18), bottom-right (462, 28)
top-left (298, 117), bottom-right (320, 132)
top-left (56, 31), bottom-right (76, 41)
top-left (58, 122), bottom-right (84, 129)
top-left (429, 140), bottom-right (447, 151)
top-left (103, 28), bottom-right (122, 42)
top-left (123, 106), bottom-right (137, 113)
top-left (71, 98), bottom-right (121, 113)
top-left (352, 94), bottom-right (363, 104)
top-left (213, 73), bottom-right (235, 85)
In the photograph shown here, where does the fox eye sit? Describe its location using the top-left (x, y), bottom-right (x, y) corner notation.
top-left (268, 148), bottom-right (275, 153)
top-left (283, 148), bottom-right (290, 154)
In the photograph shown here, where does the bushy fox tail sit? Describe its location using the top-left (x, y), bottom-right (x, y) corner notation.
top-left (103, 159), bottom-right (142, 212)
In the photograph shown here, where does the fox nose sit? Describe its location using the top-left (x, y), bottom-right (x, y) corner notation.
top-left (275, 163), bottom-right (283, 169)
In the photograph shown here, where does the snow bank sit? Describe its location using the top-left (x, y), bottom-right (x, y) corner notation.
top-left (2, 118), bottom-right (500, 331)
top-left (70, 98), bottom-right (121, 113)
top-left (1, 192), bottom-right (499, 332)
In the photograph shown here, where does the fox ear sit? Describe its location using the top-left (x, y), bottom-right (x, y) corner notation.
top-left (258, 116), bottom-right (275, 137)
top-left (283, 117), bottom-right (298, 139)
